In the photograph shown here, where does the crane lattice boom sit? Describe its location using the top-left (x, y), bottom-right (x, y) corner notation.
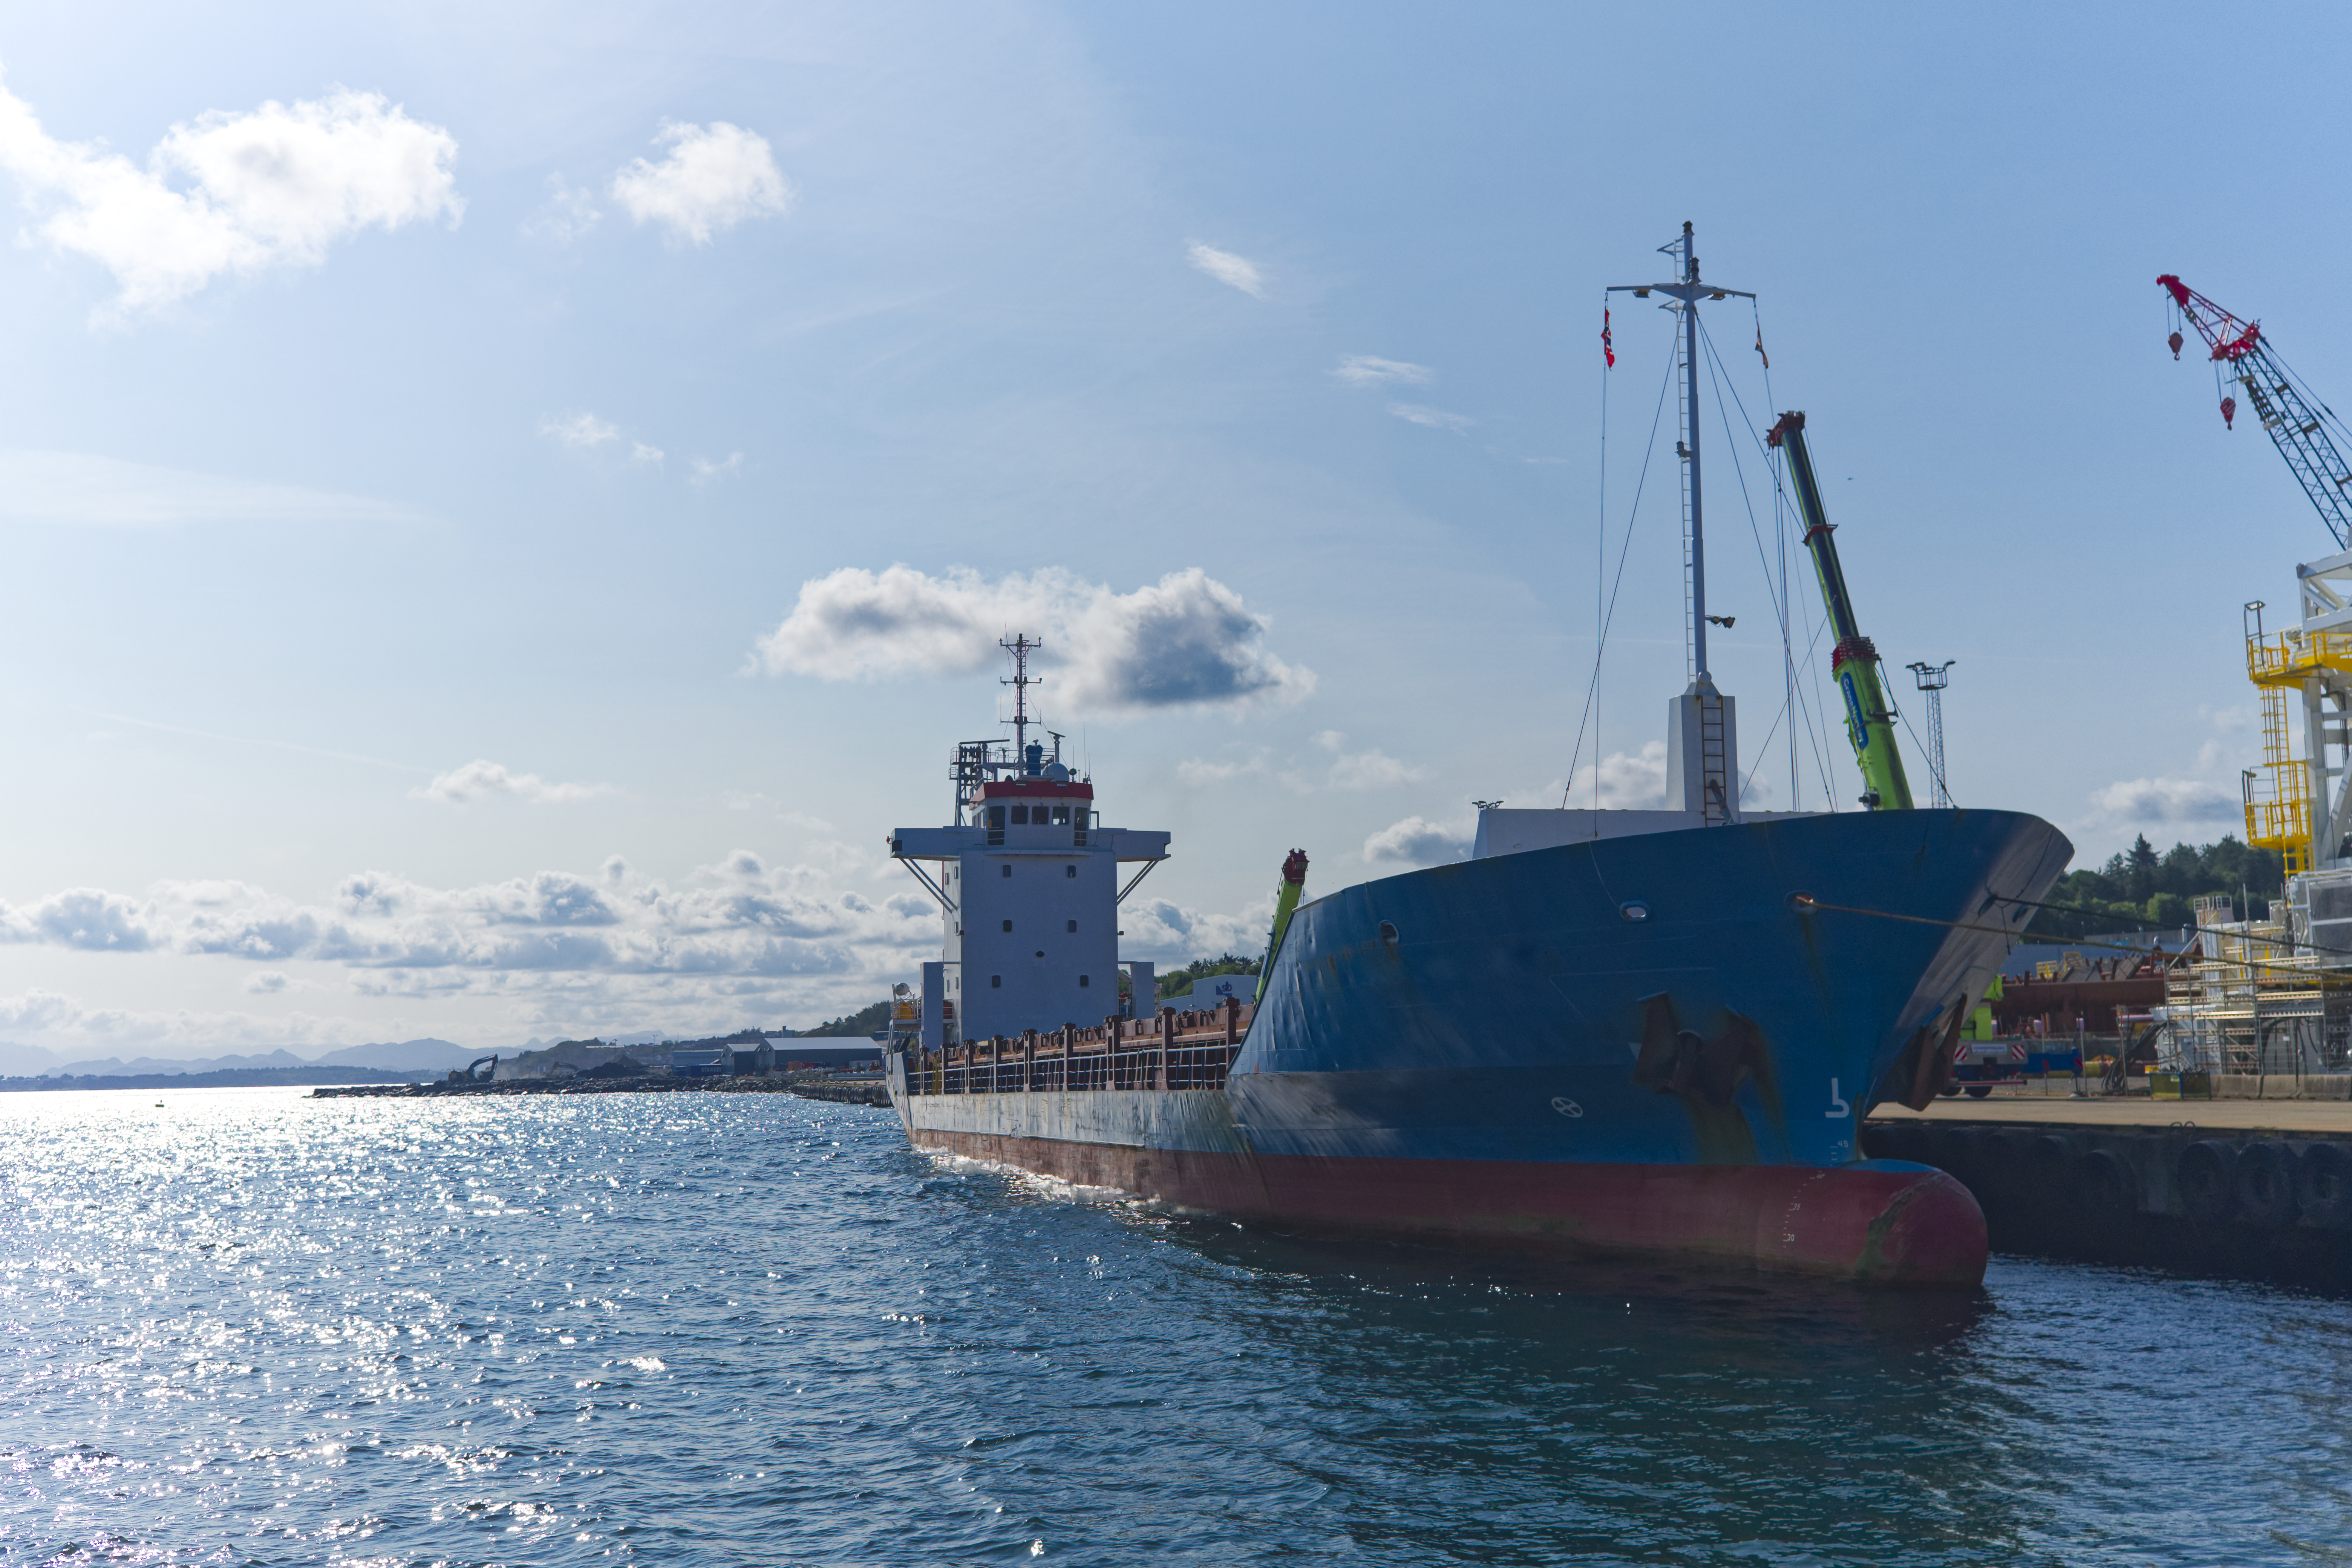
top-left (2159, 274), bottom-right (2352, 549)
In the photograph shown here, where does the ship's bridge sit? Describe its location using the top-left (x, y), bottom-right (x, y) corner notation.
top-left (890, 764), bottom-right (1168, 1050)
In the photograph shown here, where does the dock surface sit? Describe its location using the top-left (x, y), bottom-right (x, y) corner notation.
top-left (1872, 1096), bottom-right (2352, 1132)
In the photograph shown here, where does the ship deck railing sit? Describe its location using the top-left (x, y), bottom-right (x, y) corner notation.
top-left (908, 998), bottom-right (1254, 1095)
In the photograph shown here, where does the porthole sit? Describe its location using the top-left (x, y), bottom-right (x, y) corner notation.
top-left (1379, 920), bottom-right (1399, 943)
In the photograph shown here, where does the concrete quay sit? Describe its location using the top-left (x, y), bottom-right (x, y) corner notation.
top-left (1864, 1093), bottom-right (2352, 1291)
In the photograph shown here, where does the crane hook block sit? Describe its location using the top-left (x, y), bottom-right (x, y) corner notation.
top-left (2168, 330), bottom-right (2184, 360)
top-left (2222, 395), bottom-right (2237, 429)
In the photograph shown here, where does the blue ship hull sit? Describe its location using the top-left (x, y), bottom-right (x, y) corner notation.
top-left (1234, 808), bottom-right (2069, 1167)
top-left (896, 808), bottom-right (2070, 1284)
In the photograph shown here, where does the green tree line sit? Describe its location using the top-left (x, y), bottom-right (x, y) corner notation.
top-left (2023, 833), bottom-right (2283, 939)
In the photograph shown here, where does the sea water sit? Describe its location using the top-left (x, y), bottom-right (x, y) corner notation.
top-left (0, 1086), bottom-right (2346, 1566)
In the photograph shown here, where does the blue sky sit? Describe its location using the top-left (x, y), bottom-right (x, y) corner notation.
top-left (0, 0), bottom-right (2344, 1058)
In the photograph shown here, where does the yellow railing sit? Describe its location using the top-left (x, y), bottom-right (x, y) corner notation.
top-left (2244, 684), bottom-right (2313, 874)
top-left (2248, 628), bottom-right (2352, 686)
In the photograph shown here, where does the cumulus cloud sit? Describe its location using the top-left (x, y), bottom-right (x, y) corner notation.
top-left (0, 888), bottom-right (161, 950)
top-left (1187, 241), bottom-right (1265, 299)
top-left (2089, 777), bottom-right (2239, 824)
top-left (632, 441), bottom-right (666, 467)
top-left (1363, 816), bottom-right (1472, 867)
top-left (1566, 742), bottom-right (1669, 810)
top-left (691, 452), bottom-right (744, 486)
top-left (755, 565), bottom-right (1313, 717)
top-left (0, 73), bottom-right (461, 320)
top-left (414, 760), bottom-right (613, 806)
top-left (245, 970), bottom-right (289, 994)
top-left (1332, 355), bottom-right (1430, 388)
top-left (1315, 731), bottom-right (1423, 790)
top-left (611, 121), bottom-right (791, 245)
top-left (1389, 403), bottom-right (1473, 432)
top-left (1118, 891), bottom-right (1276, 967)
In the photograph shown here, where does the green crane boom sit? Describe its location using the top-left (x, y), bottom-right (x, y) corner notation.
top-left (1766, 411), bottom-right (1913, 812)
top-left (1254, 849), bottom-right (1308, 1005)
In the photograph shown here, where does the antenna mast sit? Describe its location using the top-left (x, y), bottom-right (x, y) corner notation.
top-left (1611, 222), bottom-right (1753, 684)
top-left (1000, 634), bottom-right (1040, 764)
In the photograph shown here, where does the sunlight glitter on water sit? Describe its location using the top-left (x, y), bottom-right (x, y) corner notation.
top-left (3, 1085), bottom-right (2350, 1565)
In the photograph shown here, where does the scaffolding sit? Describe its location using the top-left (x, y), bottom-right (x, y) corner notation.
top-left (2161, 885), bottom-right (2352, 1078)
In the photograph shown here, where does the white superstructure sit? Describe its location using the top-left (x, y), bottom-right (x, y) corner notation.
top-left (888, 664), bottom-right (1168, 1047)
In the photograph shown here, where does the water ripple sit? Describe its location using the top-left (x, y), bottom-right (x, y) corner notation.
top-left (0, 1086), bottom-right (2344, 1564)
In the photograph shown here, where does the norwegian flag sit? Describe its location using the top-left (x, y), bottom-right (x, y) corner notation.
top-left (1602, 308), bottom-right (1614, 369)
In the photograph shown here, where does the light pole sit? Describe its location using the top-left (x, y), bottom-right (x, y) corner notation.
top-left (1907, 661), bottom-right (1955, 808)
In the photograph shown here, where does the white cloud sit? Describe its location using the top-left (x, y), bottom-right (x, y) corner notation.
top-left (1186, 241), bottom-right (1265, 299)
top-left (245, 970), bottom-right (289, 994)
top-left (1326, 747), bottom-right (1422, 791)
top-left (610, 121), bottom-right (792, 245)
top-left (1331, 355), bottom-right (1430, 388)
top-left (522, 173), bottom-right (600, 243)
top-left (0, 73), bottom-right (460, 321)
top-left (2089, 777), bottom-right (2239, 824)
top-left (0, 888), bottom-right (161, 951)
top-left (0, 450), bottom-right (419, 527)
top-left (632, 441), bottom-right (666, 467)
top-left (1363, 815), bottom-right (1472, 866)
top-left (1177, 755), bottom-right (1264, 787)
top-left (1118, 891), bottom-right (1276, 966)
top-left (754, 565), bottom-right (1314, 716)
top-left (691, 452), bottom-right (744, 486)
top-left (1565, 742), bottom-right (1669, 810)
top-left (1389, 403), bottom-right (1473, 432)
top-left (541, 411), bottom-right (620, 449)
top-left (414, 760), bottom-right (613, 806)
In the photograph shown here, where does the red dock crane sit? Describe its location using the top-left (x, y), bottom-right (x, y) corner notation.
top-left (2158, 274), bottom-right (2352, 549)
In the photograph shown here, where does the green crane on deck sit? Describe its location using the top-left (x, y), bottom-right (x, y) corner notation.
top-left (1255, 849), bottom-right (1309, 1006)
top-left (1766, 411), bottom-right (1913, 811)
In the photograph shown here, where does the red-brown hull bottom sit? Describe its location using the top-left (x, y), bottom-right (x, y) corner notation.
top-left (917, 1129), bottom-right (1988, 1288)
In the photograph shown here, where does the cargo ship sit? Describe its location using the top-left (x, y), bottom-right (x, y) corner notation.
top-left (884, 228), bottom-right (2071, 1286)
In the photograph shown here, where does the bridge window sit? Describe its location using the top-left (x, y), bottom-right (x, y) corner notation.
top-left (1051, 804), bottom-right (1070, 825)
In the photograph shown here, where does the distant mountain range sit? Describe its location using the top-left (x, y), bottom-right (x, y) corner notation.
top-left (0, 1037), bottom-right (479, 1079)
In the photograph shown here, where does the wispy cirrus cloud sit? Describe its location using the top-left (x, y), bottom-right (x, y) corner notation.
top-left (1331, 355), bottom-right (1430, 388)
top-left (611, 121), bottom-right (792, 245)
top-left (1389, 403), bottom-right (1473, 432)
top-left (0, 451), bottom-right (420, 527)
top-left (0, 70), bottom-right (461, 322)
top-left (414, 760), bottom-right (612, 806)
top-left (540, 411), bottom-right (619, 449)
top-left (755, 564), bottom-right (1313, 716)
top-left (691, 452), bottom-right (743, 486)
top-left (1187, 241), bottom-right (1266, 299)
